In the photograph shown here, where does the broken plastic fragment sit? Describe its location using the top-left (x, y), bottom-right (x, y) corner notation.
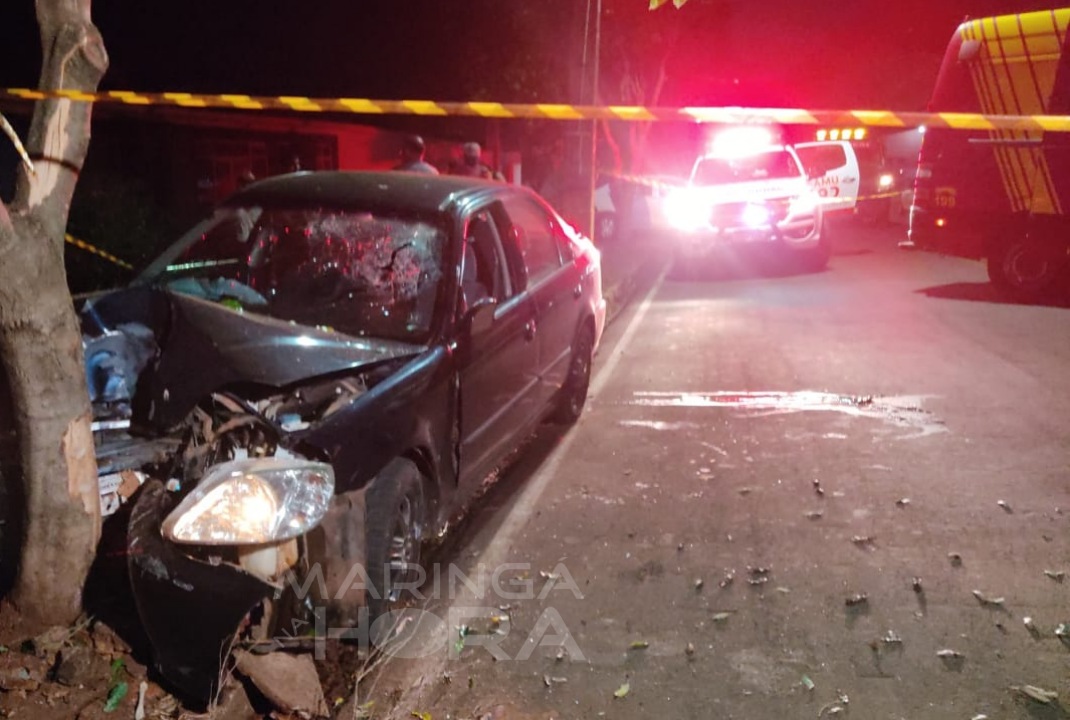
top-left (845, 593), bottom-right (868, 606)
top-left (896, 498), bottom-right (911, 507)
top-left (805, 510), bottom-right (824, 520)
top-left (1012, 684), bottom-right (1058, 704)
top-left (997, 500), bottom-right (1012, 512)
top-left (694, 578), bottom-right (705, 590)
top-left (851, 535), bottom-right (874, 546)
top-left (1023, 617), bottom-right (1036, 633)
top-left (712, 612), bottom-right (732, 622)
top-left (801, 675), bottom-right (815, 691)
top-left (1054, 623), bottom-right (1069, 639)
top-left (972, 590), bottom-right (1005, 606)
top-left (937, 648), bottom-right (963, 659)
top-left (613, 683), bottom-right (630, 699)
top-left (1044, 570), bottom-right (1065, 582)
top-left (882, 630), bottom-right (903, 644)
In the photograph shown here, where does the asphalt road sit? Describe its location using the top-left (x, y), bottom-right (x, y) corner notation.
top-left (366, 221), bottom-right (1070, 720)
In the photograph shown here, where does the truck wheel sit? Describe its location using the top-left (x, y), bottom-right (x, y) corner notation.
top-left (987, 238), bottom-right (1067, 300)
top-left (550, 323), bottom-right (594, 425)
top-left (365, 459), bottom-right (425, 624)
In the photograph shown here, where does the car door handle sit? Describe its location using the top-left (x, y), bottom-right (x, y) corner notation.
top-left (524, 321), bottom-right (536, 341)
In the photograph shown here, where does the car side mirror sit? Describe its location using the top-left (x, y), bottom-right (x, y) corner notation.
top-left (464, 297), bottom-right (497, 336)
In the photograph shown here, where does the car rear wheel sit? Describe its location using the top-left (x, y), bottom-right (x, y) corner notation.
top-left (364, 459), bottom-right (426, 625)
top-left (988, 237), bottom-right (1067, 301)
top-left (550, 323), bottom-right (594, 425)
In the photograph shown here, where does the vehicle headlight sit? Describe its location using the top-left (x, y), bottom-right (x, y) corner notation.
top-left (162, 457), bottom-right (334, 545)
top-left (665, 189), bottom-right (709, 231)
top-left (741, 203), bottom-right (771, 228)
top-left (878, 173), bottom-right (894, 189)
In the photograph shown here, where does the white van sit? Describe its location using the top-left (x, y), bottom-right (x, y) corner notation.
top-left (664, 139), bottom-right (858, 274)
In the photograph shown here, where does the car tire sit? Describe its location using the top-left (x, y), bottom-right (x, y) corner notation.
top-left (364, 459), bottom-right (426, 626)
top-left (549, 323), bottom-right (595, 425)
top-left (987, 237), bottom-right (1067, 301)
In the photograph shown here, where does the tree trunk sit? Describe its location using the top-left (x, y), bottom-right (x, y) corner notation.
top-left (0, 0), bottom-right (107, 630)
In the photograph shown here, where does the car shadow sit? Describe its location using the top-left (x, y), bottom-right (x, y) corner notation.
top-left (667, 249), bottom-right (830, 283)
top-left (916, 282), bottom-right (1070, 308)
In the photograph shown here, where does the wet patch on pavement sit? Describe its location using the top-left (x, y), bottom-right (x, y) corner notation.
top-left (624, 391), bottom-right (949, 439)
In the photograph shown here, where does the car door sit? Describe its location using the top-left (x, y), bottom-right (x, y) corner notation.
top-left (794, 141), bottom-right (860, 213)
top-left (496, 193), bottom-right (583, 410)
top-left (456, 202), bottom-right (541, 487)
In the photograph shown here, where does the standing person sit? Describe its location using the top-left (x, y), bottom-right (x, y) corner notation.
top-left (453, 142), bottom-right (503, 180)
top-left (393, 134), bottom-right (439, 174)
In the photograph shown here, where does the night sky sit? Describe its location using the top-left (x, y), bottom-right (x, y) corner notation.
top-left (0, 1), bottom-right (1062, 110)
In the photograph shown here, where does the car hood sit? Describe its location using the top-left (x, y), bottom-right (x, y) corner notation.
top-left (81, 286), bottom-right (424, 430)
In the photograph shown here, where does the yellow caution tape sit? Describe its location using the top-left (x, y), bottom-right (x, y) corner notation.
top-left (4, 88), bottom-right (1070, 132)
top-left (65, 234), bottom-right (134, 270)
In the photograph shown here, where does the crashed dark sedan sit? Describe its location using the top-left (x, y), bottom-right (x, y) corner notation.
top-left (81, 170), bottom-right (606, 701)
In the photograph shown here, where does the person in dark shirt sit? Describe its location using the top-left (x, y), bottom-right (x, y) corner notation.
top-left (393, 135), bottom-right (439, 174)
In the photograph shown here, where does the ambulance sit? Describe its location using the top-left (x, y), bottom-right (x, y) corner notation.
top-left (907, 7), bottom-right (1070, 299)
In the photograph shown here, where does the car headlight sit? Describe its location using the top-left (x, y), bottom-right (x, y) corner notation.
top-left (665, 189), bottom-right (709, 231)
top-left (741, 203), bottom-right (771, 228)
top-left (162, 457), bottom-right (334, 545)
top-left (878, 173), bottom-right (894, 189)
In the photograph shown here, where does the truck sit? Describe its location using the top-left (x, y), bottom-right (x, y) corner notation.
top-left (907, 7), bottom-right (1070, 300)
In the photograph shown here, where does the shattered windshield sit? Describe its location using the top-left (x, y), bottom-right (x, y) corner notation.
top-left (137, 206), bottom-right (447, 342)
top-left (692, 150), bottom-right (801, 185)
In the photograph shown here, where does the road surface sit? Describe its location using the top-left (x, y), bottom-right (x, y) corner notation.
top-left (365, 221), bottom-right (1070, 720)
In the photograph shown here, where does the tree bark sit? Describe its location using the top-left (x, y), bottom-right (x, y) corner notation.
top-left (0, 0), bottom-right (107, 630)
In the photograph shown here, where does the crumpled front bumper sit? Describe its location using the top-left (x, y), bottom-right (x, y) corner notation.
top-left (127, 480), bottom-right (275, 702)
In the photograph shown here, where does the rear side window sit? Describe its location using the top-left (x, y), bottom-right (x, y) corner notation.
top-left (500, 196), bottom-right (564, 286)
top-left (794, 144), bottom-right (847, 178)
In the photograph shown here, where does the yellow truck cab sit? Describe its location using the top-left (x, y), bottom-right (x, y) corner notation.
top-left (907, 8), bottom-right (1070, 299)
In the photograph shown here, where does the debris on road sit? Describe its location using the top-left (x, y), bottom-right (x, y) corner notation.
top-left (629, 641), bottom-right (650, 650)
top-left (805, 510), bottom-right (824, 520)
top-left (851, 535), bottom-right (875, 547)
top-left (896, 498), bottom-right (911, 507)
top-left (813, 479), bottom-right (825, 497)
top-left (694, 578), bottom-right (705, 591)
top-left (748, 576), bottom-right (769, 586)
top-left (881, 630), bottom-right (903, 645)
top-left (720, 570), bottom-right (735, 588)
top-left (1011, 684), bottom-right (1058, 704)
top-left (845, 593), bottom-right (868, 607)
top-left (1023, 617), bottom-right (1038, 635)
top-left (972, 590), bottom-right (1005, 607)
top-left (613, 683), bottom-right (631, 699)
top-left (234, 650), bottom-right (330, 717)
top-left (1054, 623), bottom-right (1070, 644)
top-left (949, 553), bottom-right (963, 567)
top-left (543, 675), bottom-right (567, 687)
top-left (912, 577), bottom-right (923, 593)
top-left (1044, 569), bottom-right (1065, 582)
top-left (997, 500), bottom-right (1012, 513)
top-left (685, 642), bottom-right (696, 658)
top-left (801, 674), bottom-right (815, 691)
top-left (712, 612), bottom-right (733, 623)
top-left (937, 648), bottom-right (964, 659)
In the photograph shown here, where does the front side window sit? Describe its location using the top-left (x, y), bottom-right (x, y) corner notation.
top-left (137, 206), bottom-right (446, 342)
top-left (500, 196), bottom-right (564, 286)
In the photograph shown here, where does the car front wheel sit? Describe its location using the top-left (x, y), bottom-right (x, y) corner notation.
top-left (550, 323), bottom-right (594, 425)
top-left (364, 459), bottom-right (426, 625)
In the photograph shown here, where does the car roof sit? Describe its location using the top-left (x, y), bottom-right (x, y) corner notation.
top-left (224, 170), bottom-right (507, 215)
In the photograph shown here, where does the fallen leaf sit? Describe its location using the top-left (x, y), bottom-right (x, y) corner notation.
top-left (972, 590), bottom-right (1005, 606)
top-left (1012, 684), bottom-right (1058, 704)
top-left (613, 682), bottom-right (630, 699)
